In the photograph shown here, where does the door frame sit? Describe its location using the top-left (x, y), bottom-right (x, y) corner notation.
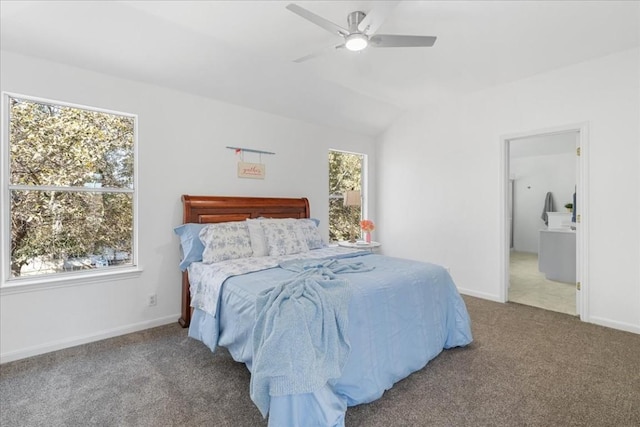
top-left (499, 122), bottom-right (590, 321)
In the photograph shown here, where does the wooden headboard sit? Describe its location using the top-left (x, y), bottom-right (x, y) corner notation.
top-left (178, 195), bottom-right (310, 327)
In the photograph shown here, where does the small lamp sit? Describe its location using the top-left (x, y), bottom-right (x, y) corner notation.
top-left (343, 190), bottom-right (361, 243)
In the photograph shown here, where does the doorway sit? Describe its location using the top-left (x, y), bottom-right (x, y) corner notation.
top-left (501, 123), bottom-right (589, 321)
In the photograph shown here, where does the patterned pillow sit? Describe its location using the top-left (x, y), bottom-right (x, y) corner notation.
top-left (261, 221), bottom-right (309, 256)
top-left (246, 218), bottom-right (297, 257)
top-left (296, 219), bottom-right (325, 250)
top-left (199, 222), bottom-right (253, 263)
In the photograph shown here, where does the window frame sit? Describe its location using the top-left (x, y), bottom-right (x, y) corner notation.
top-left (0, 92), bottom-right (141, 291)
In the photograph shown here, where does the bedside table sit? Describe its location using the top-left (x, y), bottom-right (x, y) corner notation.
top-left (338, 241), bottom-right (381, 251)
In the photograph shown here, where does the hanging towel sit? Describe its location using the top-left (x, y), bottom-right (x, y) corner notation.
top-left (541, 192), bottom-right (555, 225)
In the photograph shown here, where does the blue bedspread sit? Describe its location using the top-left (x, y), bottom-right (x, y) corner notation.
top-left (189, 253), bottom-right (472, 427)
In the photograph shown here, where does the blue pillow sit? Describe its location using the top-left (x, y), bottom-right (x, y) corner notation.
top-left (310, 218), bottom-right (320, 227)
top-left (174, 223), bottom-right (207, 271)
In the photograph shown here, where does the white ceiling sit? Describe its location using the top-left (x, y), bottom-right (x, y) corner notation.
top-left (1, 1), bottom-right (639, 136)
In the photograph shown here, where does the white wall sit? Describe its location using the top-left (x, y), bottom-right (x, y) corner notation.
top-left (511, 151), bottom-right (576, 253)
top-left (377, 48), bottom-right (640, 333)
top-left (0, 51), bottom-right (376, 362)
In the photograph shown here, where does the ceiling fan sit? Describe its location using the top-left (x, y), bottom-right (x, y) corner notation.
top-left (286, 2), bottom-right (437, 63)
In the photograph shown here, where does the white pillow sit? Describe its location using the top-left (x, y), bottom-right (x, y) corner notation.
top-left (261, 221), bottom-right (309, 256)
top-left (296, 219), bottom-right (325, 250)
top-left (246, 219), bottom-right (269, 257)
top-left (199, 222), bottom-right (253, 263)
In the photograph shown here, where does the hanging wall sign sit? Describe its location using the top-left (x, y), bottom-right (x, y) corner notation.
top-left (238, 161), bottom-right (266, 179)
top-left (227, 146), bottom-right (273, 180)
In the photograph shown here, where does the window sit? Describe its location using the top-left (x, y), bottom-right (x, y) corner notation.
top-left (328, 150), bottom-right (365, 242)
top-left (2, 94), bottom-right (137, 281)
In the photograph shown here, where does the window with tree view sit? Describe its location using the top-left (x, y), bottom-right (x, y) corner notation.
top-left (5, 95), bottom-right (136, 279)
top-left (328, 150), bottom-right (364, 242)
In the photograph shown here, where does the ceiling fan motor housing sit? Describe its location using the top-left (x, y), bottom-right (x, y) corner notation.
top-left (347, 11), bottom-right (367, 33)
top-left (345, 11), bottom-right (369, 51)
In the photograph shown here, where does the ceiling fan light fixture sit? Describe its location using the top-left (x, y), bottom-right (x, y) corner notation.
top-left (345, 33), bottom-right (368, 51)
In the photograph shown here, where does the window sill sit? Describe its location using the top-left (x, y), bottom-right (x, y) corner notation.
top-left (0, 266), bottom-right (144, 295)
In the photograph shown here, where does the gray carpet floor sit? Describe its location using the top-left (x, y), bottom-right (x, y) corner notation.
top-left (1, 295), bottom-right (639, 427)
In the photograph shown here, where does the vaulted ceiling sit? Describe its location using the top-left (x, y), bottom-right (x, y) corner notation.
top-left (1, 1), bottom-right (638, 136)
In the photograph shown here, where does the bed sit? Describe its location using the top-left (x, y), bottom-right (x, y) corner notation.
top-left (176, 195), bottom-right (472, 427)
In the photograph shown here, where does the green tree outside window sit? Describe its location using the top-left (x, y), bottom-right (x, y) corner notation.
top-left (328, 150), bottom-right (363, 242)
top-left (7, 96), bottom-right (135, 278)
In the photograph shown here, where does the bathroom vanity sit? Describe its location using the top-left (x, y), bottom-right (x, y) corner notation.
top-left (538, 228), bottom-right (576, 283)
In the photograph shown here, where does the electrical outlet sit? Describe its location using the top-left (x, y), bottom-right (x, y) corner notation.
top-left (148, 294), bottom-right (157, 307)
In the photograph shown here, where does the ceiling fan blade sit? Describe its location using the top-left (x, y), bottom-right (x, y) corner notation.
top-left (286, 4), bottom-right (349, 37)
top-left (293, 44), bottom-right (345, 63)
top-left (357, 1), bottom-right (400, 35)
top-left (369, 34), bottom-right (437, 48)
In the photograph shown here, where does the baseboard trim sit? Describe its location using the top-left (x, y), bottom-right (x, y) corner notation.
top-left (588, 316), bottom-right (640, 335)
top-left (457, 288), bottom-right (503, 303)
top-left (0, 314), bottom-right (180, 364)
top-left (458, 289), bottom-right (639, 335)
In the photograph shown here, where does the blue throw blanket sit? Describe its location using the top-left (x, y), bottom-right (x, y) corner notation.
top-left (250, 259), bottom-right (373, 417)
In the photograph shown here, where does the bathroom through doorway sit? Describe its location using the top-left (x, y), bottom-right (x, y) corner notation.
top-left (501, 124), bottom-right (589, 320)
